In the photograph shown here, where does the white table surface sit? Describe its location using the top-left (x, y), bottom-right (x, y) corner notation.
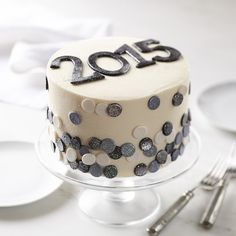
top-left (0, 0), bottom-right (236, 235)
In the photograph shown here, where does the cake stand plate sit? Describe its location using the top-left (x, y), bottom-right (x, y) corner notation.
top-left (35, 127), bottom-right (201, 226)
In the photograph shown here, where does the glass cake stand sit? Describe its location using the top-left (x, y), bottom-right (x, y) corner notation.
top-left (35, 127), bottom-right (201, 226)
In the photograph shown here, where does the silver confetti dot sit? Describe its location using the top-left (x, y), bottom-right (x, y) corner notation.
top-left (89, 163), bottom-right (102, 177)
top-left (106, 103), bottom-right (122, 117)
top-left (148, 96), bottom-right (160, 110)
top-left (156, 150), bottom-right (168, 164)
top-left (101, 138), bottom-right (116, 154)
top-left (121, 143), bottom-right (135, 157)
top-left (143, 145), bottom-right (157, 157)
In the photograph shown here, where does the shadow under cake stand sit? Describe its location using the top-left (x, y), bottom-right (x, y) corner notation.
top-left (35, 127), bottom-right (201, 226)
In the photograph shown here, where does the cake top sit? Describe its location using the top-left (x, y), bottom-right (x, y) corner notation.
top-left (47, 37), bottom-right (188, 101)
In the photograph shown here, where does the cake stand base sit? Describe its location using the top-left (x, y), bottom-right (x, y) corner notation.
top-left (78, 189), bottom-right (160, 226)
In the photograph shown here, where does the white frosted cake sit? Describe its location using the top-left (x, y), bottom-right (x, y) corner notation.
top-left (46, 37), bottom-right (191, 178)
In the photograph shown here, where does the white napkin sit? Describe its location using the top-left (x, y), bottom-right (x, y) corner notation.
top-left (0, 18), bottom-right (112, 109)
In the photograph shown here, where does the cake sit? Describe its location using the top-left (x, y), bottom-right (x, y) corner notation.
top-left (46, 37), bottom-right (191, 178)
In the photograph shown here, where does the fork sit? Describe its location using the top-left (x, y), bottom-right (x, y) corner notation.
top-left (200, 143), bottom-right (236, 228)
top-left (147, 153), bottom-right (229, 236)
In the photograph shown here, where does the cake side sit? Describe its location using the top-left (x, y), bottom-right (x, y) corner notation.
top-left (46, 37), bottom-right (191, 178)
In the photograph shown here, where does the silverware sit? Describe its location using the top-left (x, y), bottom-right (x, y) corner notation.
top-left (147, 154), bottom-right (229, 236)
top-left (200, 143), bottom-right (236, 229)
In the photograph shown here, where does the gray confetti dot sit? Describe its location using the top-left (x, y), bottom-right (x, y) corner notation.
top-left (71, 137), bottom-right (81, 150)
top-left (61, 132), bottom-right (71, 146)
top-left (165, 142), bottom-right (175, 154)
top-left (172, 92), bottom-right (184, 106)
top-left (148, 160), bottom-right (160, 173)
top-left (103, 165), bottom-right (118, 178)
top-left (69, 161), bottom-right (79, 170)
top-left (50, 141), bottom-right (56, 152)
top-left (143, 145), bottom-right (157, 157)
top-left (171, 149), bottom-right (180, 161)
top-left (139, 137), bottom-right (153, 151)
top-left (175, 132), bottom-right (183, 145)
top-left (46, 107), bottom-right (49, 119)
top-left (101, 138), bottom-right (116, 154)
top-left (78, 160), bottom-right (90, 173)
top-left (189, 82), bottom-right (191, 94)
top-left (156, 150), bottom-right (168, 164)
top-left (88, 137), bottom-right (101, 150)
top-left (162, 122), bottom-right (173, 136)
top-left (181, 113), bottom-right (189, 126)
top-left (179, 143), bottom-right (185, 155)
top-left (68, 111), bottom-right (81, 125)
top-left (134, 163), bottom-right (147, 176)
top-left (48, 110), bottom-right (54, 124)
top-left (79, 146), bottom-right (90, 156)
top-left (106, 103), bottom-right (122, 117)
top-left (109, 146), bottom-right (122, 159)
top-left (121, 143), bottom-right (135, 157)
top-left (182, 125), bottom-right (190, 137)
top-left (148, 96), bottom-right (160, 110)
top-left (56, 138), bottom-right (65, 152)
top-left (89, 163), bottom-right (102, 177)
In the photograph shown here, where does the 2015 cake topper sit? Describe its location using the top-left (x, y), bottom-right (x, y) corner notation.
top-left (50, 39), bottom-right (181, 85)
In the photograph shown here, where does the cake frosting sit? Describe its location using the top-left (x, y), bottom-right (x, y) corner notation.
top-left (46, 37), bottom-right (191, 178)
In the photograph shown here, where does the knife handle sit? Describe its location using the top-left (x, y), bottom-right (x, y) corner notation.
top-left (200, 174), bottom-right (231, 229)
top-left (147, 190), bottom-right (194, 235)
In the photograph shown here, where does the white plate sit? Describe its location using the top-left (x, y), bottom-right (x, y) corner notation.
top-left (198, 81), bottom-right (236, 132)
top-left (0, 141), bottom-right (63, 207)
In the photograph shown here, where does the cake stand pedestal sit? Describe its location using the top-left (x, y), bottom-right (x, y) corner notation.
top-left (35, 128), bottom-right (200, 226)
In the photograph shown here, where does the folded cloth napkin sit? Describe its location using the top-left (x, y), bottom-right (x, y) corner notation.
top-left (0, 17), bottom-right (112, 109)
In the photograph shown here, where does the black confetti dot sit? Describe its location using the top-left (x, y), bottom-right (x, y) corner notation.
top-left (172, 92), bottom-right (183, 106)
top-left (101, 138), bottom-right (116, 154)
top-left (162, 122), bottom-right (173, 136)
top-left (175, 132), bottom-right (183, 145)
top-left (171, 149), bottom-right (180, 161)
top-left (148, 160), bottom-right (160, 173)
top-left (88, 137), bottom-right (101, 150)
top-left (69, 112), bottom-right (81, 125)
top-left (181, 113), bottom-right (189, 126)
top-left (143, 145), bottom-right (157, 157)
top-left (165, 142), bottom-right (175, 154)
top-left (79, 146), bottom-right (90, 156)
top-left (139, 137), bottom-right (153, 151)
top-left (179, 143), bottom-right (185, 156)
top-left (78, 160), bottom-right (90, 173)
top-left (148, 96), bottom-right (160, 110)
top-left (134, 163), bottom-right (147, 176)
top-left (156, 150), bottom-right (168, 164)
top-left (46, 107), bottom-right (49, 120)
top-left (46, 76), bottom-right (49, 90)
top-left (106, 103), bottom-right (122, 117)
top-left (89, 163), bottom-right (102, 177)
top-left (103, 165), bottom-right (118, 178)
top-left (50, 141), bottom-right (56, 152)
top-left (69, 161), bottom-right (79, 169)
top-left (121, 143), bottom-right (135, 157)
top-left (188, 109), bottom-right (192, 122)
top-left (109, 146), bottom-right (122, 160)
top-left (182, 125), bottom-right (190, 137)
top-left (71, 137), bottom-right (81, 150)
top-left (61, 132), bottom-right (72, 146)
top-left (56, 138), bottom-right (65, 152)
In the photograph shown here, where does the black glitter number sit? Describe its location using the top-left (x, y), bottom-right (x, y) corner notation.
top-left (134, 39), bottom-right (181, 62)
top-left (88, 51), bottom-right (130, 76)
top-left (115, 44), bottom-right (155, 68)
top-left (50, 56), bottom-right (105, 85)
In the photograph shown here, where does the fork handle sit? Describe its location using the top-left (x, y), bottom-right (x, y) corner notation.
top-left (147, 190), bottom-right (194, 235)
top-left (200, 173), bottom-right (231, 229)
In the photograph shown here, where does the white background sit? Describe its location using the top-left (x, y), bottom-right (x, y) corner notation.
top-left (0, 0), bottom-right (236, 235)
